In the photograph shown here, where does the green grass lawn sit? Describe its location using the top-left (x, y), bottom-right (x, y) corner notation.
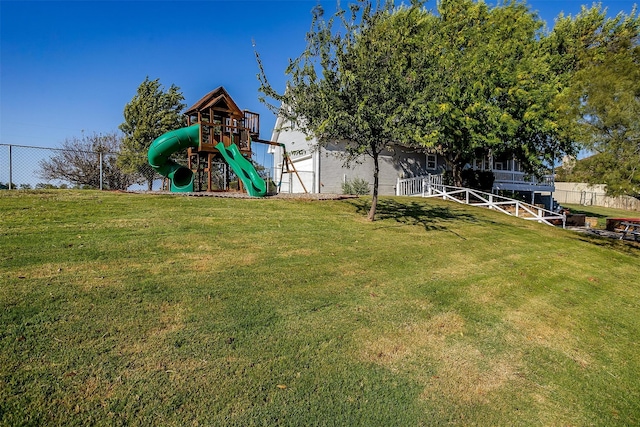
top-left (1, 190), bottom-right (639, 426)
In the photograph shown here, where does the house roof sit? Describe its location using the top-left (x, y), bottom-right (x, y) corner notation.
top-left (185, 86), bottom-right (243, 116)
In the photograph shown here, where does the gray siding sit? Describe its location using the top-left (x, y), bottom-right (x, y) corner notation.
top-left (319, 143), bottom-right (437, 195)
top-left (272, 118), bottom-right (443, 195)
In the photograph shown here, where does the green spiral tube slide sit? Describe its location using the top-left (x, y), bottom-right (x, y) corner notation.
top-left (147, 124), bottom-right (200, 192)
top-left (215, 142), bottom-right (267, 197)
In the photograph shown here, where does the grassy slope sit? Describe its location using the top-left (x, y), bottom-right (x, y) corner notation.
top-left (1, 191), bottom-right (638, 426)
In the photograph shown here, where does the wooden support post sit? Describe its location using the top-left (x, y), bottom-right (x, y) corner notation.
top-left (207, 153), bottom-right (213, 192)
top-left (285, 153), bottom-right (308, 194)
top-left (253, 138), bottom-right (309, 194)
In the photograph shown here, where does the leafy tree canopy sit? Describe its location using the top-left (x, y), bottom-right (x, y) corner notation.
top-left (398, 0), bottom-right (573, 185)
top-left (118, 77), bottom-right (186, 190)
top-left (548, 6), bottom-right (640, 197)
top-left (258, 0), bottom-right (409, 220)
top-left (258, 0), bottom-right (638, 215)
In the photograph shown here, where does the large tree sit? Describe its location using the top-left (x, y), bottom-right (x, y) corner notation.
top-left (396, 0), bottom-right (573, 186)
top-left (258, 1), bottom-right (422, 220)
top-left (38, 132), bottom-right (137, 190)
top-left (547, 6), bottom-right (640, 198)
top-left (258, 0), bottom-right (578, 220)
top-left (118, 77), bottom-right (186, 190)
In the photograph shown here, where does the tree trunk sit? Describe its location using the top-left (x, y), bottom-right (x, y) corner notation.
top-left (368, 151), bottom-right (379, 221)
top-left (452, 162), bottom-right (463, 187)
top-left (147, 179), bottom-right (153, 191)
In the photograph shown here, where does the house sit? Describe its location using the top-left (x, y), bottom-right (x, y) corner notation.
top-left (269, 116), bottom-right (555, 206)
top-left (268, 115), bottom-right (440, 195)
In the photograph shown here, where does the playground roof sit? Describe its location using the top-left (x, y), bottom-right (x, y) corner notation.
top-left (185, 86), bottom-right (243, 117)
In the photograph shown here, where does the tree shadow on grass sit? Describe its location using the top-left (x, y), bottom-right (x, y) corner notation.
top-left (575, 232), bottom-right (640, 256)
top-left (562, 206), bottom-right (611, 220)
top-left (348, 198), bottom-right (478, 235)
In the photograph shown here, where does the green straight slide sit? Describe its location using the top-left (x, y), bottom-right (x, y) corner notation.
top-left (147, 124), bottom-right (200, 192)
top-left (215, 142), bottom-right (267, 197)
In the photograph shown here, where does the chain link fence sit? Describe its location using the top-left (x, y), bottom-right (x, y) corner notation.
top-left (0, 143), bottom-right (163, 191)
top-left (0, 143), bottom-right (278, 193)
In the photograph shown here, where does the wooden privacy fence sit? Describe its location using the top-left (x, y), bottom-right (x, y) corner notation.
top-left (554, 182), bottom-right (640, 211)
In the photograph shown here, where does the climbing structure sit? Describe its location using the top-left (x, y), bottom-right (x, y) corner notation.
top-left (148, 86), bottom-right (304, 195)
top-left (184, 87), bottom-right (262, 193)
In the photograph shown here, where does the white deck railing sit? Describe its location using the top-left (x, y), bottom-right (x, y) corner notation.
top-left (493, 171), bottom-right (554, 187)
top-left (396, 175), bottom-right (565, 227)
top-left (395, 174), bottom-right (443, 196)
top-left (396, 171), bottom-right (554, 196)
top-left (422, 183), bottom-right (565, 227)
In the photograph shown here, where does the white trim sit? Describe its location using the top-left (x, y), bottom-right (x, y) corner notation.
top-left (270, 114), bottom-right (285, 143)
top-left (291, 154), bottom-right (313, 162)
top-left (314, 148), bottom-right (321, 193)
top-left (426, 154), bottom-right (437, 170)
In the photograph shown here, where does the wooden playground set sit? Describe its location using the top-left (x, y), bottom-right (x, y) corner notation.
top-left (149, 86), bottom-right (305, 195)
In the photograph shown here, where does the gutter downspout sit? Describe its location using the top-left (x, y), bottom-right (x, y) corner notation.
top-left (314, 146), bottom-right (321, 193)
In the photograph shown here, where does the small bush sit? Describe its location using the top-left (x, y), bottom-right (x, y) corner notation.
top-left (267, 179), bottom-right (278, 195)
top-left (342, 177), bottom-right (370, 195)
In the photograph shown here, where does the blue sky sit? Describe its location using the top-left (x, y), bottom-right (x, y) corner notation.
top-left (1, 0), bottom-right (638, 164)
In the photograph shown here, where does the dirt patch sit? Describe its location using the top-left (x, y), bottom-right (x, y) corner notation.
top-left (420, 343), bottom-right (519, 403)
top-left (504, 299), bottom-right (593, 369)
top-left (120, 301), bottom-right (186, 356)
top-left (359, 312), bottom-right (465, 366)
top-left (357, 311), bottom-right (521, 404)
top-left (270, 193), bottom-right (359, 200)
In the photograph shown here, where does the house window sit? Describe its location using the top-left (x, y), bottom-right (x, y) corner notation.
top-left (427, 154), bottom-right (437, 170)
top-left (494, 162), bottom-right (504, 170)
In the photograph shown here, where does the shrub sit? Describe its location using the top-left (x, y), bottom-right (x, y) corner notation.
top-left (342, 177), bottom-right (370, 195)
